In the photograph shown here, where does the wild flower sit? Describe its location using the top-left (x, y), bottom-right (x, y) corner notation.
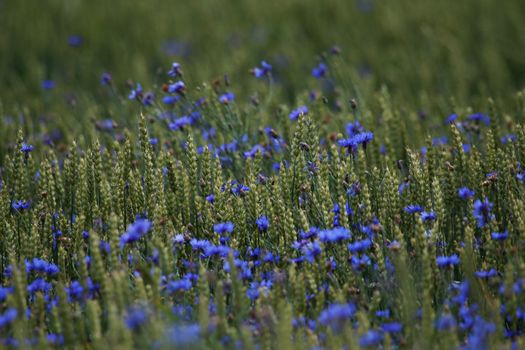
top-left (289, 105), bottom-right (308, 121)
top-left (252, 60), bottom-right (272, 78)
top-left (473, 197), bottom-right (494, 228)
top-left (436, 254), bottom-right (460, 268)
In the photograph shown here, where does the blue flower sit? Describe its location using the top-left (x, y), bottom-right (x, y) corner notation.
top-left (351, 254), bottom-right (371, 271)
top-left (252, 61), bottom-right (272, 78)
top-left (119, 219), bottom-right (152, 248)
top-left (12, 200), bottom-right (30, 211)
top-left (436, 314), bottom-right (457, 331)
top-left (27, 278), bottom-right (52, 294)
top-left (421, 211), bottom-right (437, 222)
top-left (42, 80), bottom-right (55, 90)
top-left (124, 306), bottom-right (149, 331)
top-left (167, 81), bottom-right (186, 94)
top-left (475, 268), bottom-right (497, 279)
top-left (66, 281), bottom-right (84, 303)
top-left (206, 194), bottom-right (215, 203)
top-left (473, 197), bottom-right (494, 228)
top-left (347, 238), bottom-right (372, 253)
top-left (359, 330), bottom-right (383, 347)
top-left (213, 222), bottom-right (234, 234)
top-left (0, 308), bottom-right (17, 329)
top-left (100, 72), bottom-right (112, 85)
top-left (128, 83), bottom-right (143, 100)
top-left (467, 113), bottom-right (490, 126)
top-left (436, 254), bottom-right (460, 268)
top-left (167, 62), bottom-right (182, 77)
top-left (166, 279), bottom-right (192, 293)
top-left (382, 322), bottom-right (403, 333)
top-left (458, 187), bottom-right (475, 200)
top-left (21, 143), bottom-right (34, 154)
top-left (165, 324), bottom-right (200, 346)
top-left (168, 116), bottom-right (192, 131)
top-left (318, 303), bottom-right (356, 327)
top-left (311, 62), bottom-right (327, 79)
top-left (68, 35), bottom-right (83, 47)
top-left (219, 92), bottom-right (235, 104)
top-left (319, 227), bottom-right (351, 243)
top-left (491, 230), bottom-right (508, 241)
top-left (303, 241), bottom-right (322, 263)
top-left (256, 215), bottom-right (269, 232)
top-left (289, 105), bottom-right (308, 121)
top-left (404, 204), bottom-right (423, 214)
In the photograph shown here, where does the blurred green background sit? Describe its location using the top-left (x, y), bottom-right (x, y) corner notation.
top-left (0, 0), bottom-right (524, 150)
top-left (2, 0), bottom-right (524, 101)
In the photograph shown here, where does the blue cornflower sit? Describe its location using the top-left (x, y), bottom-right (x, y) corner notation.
top-left (0, 308), bottom-right (17, 329)
top-left (213, 222), bottom-right (234, 234)
top-left (21, 143), bottom-right (34, 154)
top-left (289, 105), bottom-right (308, 121)
top-left (142, 91), bottom-right (155, 106)
top-left (347, 238), bottom-right (372, 253)
top-left (124, 306), bottom-right (149, 331)
top-left (351, 254), bottom-right (371, 271)
top-left (27, 258), bottom-right (59, 276)
top-left (421, 211), bottom-right (437, 222)
top-left (446, 113), bottom-right (458, 124)
top-left (311, 62), bottom-right (327, 79)
top-left (345, 121), bottom-right (365, 137)
top-left (163, 95), bottom-right (180, 105)
top-left (458, 187), bottom-right (475, 200)
top-left (67, 35), bottom-right (83, 47)
top-left (206, 194), bottom-right (215, 203)
top-left (219, 92), bottom-right (235, 104)
top-left (436, 254), bottom-right (460, 268)
top-left (319, 227), bottom-right (351, 243)
top-left (475, 268), bottom-right (497, 279)
top-left (190, 239), bottom-right (212, 252)
top-left (27, 278), bottom-right (52, 294)
top-left (119, 219), bottom-right (152, 248)
top-left (167, 62), bottom-right (182, 77)
top-left (491, 230), bottom-right (508, 241)
top-left (42, 80), bottom-right (55, 90)
top-left (168, 116), bottom-right (192, 131)
top-left (66, 281), bottom-right (84, 303)
top-left (473, 197), bottom-right (494, 228)
top-left (165, 324), bottom-right (200, 346)
top-left (318, 303), bottom-right (356, 327)
top-left (404, 204), bottom-right (423, 214)
top-left (303, 241), bottom-right (322, 263)
top-left (382, 322), bottom-right (403, 333)
top-left (244, 144), bottom-right (265, 159)
top-left (256, 215), bottom-right (269, 232)
top-left (167, 81), bottom-right (186, 94)
top-left (467, 113), bottom-right (490, 126)
top-left (128, 83), bottom-right (143, 100)
top-left (252, 60), bottom-right (272, 78)
top-left (166, 278), bottom-right (192, 293)
top-left (12, 200), bottom-right (30, 211)
top-left (376, 309), bottom-right (390, 318)
top-left (359, 330), bottom-right (383, 347)
top-left (100, 72), bottom-right (112, 85)
top-left (436, 314), bottom-right (457, 330)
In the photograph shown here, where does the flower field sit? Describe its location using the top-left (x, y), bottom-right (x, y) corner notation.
top-left (1, 0), bottom-right (525, 348)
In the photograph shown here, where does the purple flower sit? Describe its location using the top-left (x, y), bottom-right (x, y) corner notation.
top-left (67, 35), bottom-right (83, 47)
top-left (11, 200), bottom-right (30, 211)
top-left (42, 80), bottom-right (55, 90)
top-left (475, 269), bottom-right (497, 279)
top-left (347, 238), bottom-right (372, 253)
top-left (119, 219), bottom-right (152, 248)
top-left (128, 83), bottom-right (143, 100)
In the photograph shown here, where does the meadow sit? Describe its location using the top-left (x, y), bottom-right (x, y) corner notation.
top-left (1, 0), bottom-right (525, 348)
